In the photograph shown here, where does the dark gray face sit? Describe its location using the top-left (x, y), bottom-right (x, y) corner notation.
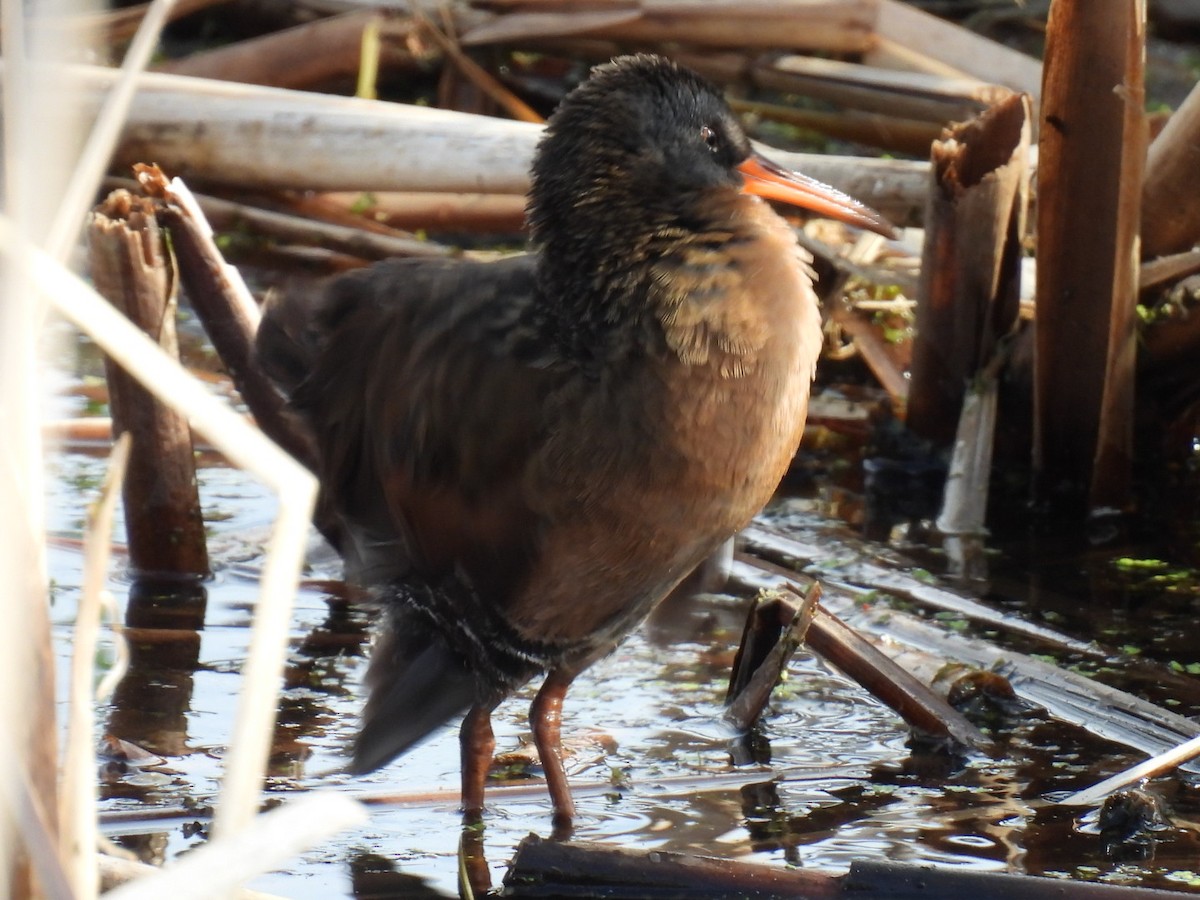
top-left (528, 54), bottom-right (753, 245)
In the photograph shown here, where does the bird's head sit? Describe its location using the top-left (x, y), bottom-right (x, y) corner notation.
top-left (528, 54), bottom-right (894, 256)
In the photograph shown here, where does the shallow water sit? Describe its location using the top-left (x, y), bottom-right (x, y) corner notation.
top-left (45, 436), bottom-right (1200, 896)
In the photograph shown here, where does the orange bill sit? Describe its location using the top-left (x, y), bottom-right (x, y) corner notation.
top-left (738, 153), bottom-right (897, 239)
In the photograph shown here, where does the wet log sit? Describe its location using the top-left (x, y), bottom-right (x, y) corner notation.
top-left (1141, 79), bottom-right (1200, 259)
top-left (14, 65), bottom-right (927, 225)
top-left (841, 858), bottom-right (1184, 899)
top-left (503, 837), bottom-right (1181, 899)
top-left (87, 190), bottom-right (210, 580)
top-left (1034, 0), bottom-right (1147, 512)
top-left (907, 93), bottom-right (1030, 448)
top-left (503, 833), bottom-right (840, 899)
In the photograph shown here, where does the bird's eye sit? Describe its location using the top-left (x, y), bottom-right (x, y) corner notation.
top-left (700, 124), bottom-right (720, 153)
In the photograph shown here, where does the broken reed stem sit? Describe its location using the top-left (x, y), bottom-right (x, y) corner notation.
top-left (0, 0), bottom-right (77, 893)
top-left (828, 305), bottom-right (910, 406)
top-left (805, 605), bottom-right (992, 752)
top-left (729, 97), bottom-right (941, 157)
top-left (1061, 732), bottom-right (1200, 808)
top-left (103, 793), bottom-right (365, 900)
top-left (936, 376), bottom-right (999, 580)
top-left (294, 191), bottom-right (528, 235)
top-left (0, 249), bottom-right (60, 896)
top-left (1141, 78), bottom-right (1200, 259)
top-left (133, 166), bottom-right (321, 475)
top-left (99, 854), bottom-right (285, 899)
top-left (186, 188), bottom-right (455, 261)
top-left (724, 584), bottom-right (821, 732)
top-left (415, 8), bottom-right (543, 123)
top-left (355, 13), bottom-right (381, 100)
top-left (821, 230), bottom-right (910, 406)
top-left (727, 547), bottom-right (992, 753)
top-left (60, 434), bottom-right (131, 900)
top-left (1140, 248), bottom-right (1200, 292)
top-left (870, 0), bottom-right (1042, 96)
top-left (753, 53), bottom-right (1006, 124)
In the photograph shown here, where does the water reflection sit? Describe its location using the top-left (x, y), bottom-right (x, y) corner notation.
top-left (107, 578), bottom-right (207, 761)
top-left (349, 850), bottom-right (452, 899)
top-left (45, 447), bottom-right (1200, 897)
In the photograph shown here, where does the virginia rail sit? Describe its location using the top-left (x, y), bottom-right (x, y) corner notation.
top-left (256, 54), bottom-right (894, 826)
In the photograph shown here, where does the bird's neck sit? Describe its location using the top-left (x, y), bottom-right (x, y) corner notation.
top-left (529, 188), bottom-right (762, 368)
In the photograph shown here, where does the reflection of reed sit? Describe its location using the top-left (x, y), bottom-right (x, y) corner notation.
top-left (272, 594), bottom-right (371, 777)
top-left (107, 578), bottom-right (206, 759)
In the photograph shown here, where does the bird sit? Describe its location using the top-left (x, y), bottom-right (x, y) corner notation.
top-left (255, 53), bottom-right (894, 828)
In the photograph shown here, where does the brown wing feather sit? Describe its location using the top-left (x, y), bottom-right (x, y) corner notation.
top-left (281, 254), bottom-right (553, 599)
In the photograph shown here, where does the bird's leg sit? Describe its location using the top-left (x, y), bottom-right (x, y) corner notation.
top-left (529, 667), bottom-right (579, 831)
top-left (459, 703), bottom-right (497, 822)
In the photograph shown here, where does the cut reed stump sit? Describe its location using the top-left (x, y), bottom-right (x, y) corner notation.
top-left (907, 93), bottom-right (1030, 448)
top-left (87, 190), bottom-right (210, 581)
top-left (1034, 0), bottom-right (1147, 513)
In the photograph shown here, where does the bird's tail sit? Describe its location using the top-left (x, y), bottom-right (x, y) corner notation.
top-left (349, 602), bottom-right (479, 775)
